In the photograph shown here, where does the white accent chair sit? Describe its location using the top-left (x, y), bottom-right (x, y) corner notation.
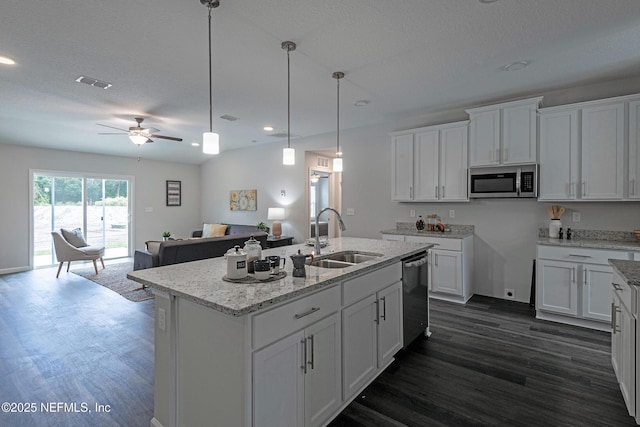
top-left (51, 231), bottom-right (105, 278)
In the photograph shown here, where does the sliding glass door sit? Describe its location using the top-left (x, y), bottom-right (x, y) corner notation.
top-left (32, 172), bottom-right (132, 267)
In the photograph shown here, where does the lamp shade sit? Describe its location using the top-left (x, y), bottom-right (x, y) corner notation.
top-left (283, 147), bottom-right (295, 165)
top-left (268, 207), bottom-right (285, 220)
top-left (129, 134), bottom-right (148, 145)
top-left (203, 132), bottom-right (220, 154)
top-left (333, 157), bottom-right (343, 172)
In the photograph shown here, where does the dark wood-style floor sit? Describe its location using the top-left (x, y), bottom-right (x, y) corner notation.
top-left (1, 268), bottom-right (635, 426)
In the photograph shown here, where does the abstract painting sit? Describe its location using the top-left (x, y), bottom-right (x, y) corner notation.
top-left (230, 189), bottom-right (257, 211)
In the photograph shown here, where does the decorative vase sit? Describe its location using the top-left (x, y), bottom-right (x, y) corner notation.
top-left (415, 215), bottom-right (425, 231)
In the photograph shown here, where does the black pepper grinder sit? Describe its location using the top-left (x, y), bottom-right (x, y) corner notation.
top-left (558, 227), bottom-right (564, 240)
top-left (566, 227), bottom-right (572, 240)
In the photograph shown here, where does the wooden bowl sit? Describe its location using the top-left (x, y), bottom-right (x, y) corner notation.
top-left (634, 230), bottom-right (640, 240)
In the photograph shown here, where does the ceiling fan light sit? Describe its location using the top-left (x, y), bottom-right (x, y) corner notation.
top-left (203, 132), bottom-right (220, 154)
top-left (129, 134), bottom-right (148, 145)
top-left (283, 147), bottom-right (295, 165)
top-left (333, 157), bottom-right (343, 172)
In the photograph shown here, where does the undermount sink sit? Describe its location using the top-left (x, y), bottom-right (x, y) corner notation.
top-left (309, 251), bottom-right (383, 269)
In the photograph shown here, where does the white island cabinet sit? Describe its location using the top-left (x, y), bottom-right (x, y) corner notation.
top-left (608, 260), bottom-right (639, 425)
top-left (127, 237), bottom-right (430, 427)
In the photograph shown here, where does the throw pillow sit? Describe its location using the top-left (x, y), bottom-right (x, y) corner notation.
top-left (145, 241), bottom-right (161, 256)
top-left (203, 223), bottom-right (228, 238)
top-left (60, 228), bottom-right (89, 248)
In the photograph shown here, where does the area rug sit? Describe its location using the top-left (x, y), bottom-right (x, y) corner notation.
top-left (72, 262), bottom-right (153, 302)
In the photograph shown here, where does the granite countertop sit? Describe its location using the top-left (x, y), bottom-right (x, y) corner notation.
top-left (537, 228), bottom-right (640, 251)
top-left (381, 223), bottom-right (474, 239)
top-left (609, 260), bottom-right (640, 287)
top-left (127, 237), bottom-right (431, 316)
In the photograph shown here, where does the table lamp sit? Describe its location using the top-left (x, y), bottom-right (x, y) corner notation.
top-left (268, 207), bottom-right (285, 238)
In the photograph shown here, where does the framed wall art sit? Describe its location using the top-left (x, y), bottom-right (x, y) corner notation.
top-left (230, 189), bottom-right (257, 211)
top-left (166, 180), bottom-right (181, 206)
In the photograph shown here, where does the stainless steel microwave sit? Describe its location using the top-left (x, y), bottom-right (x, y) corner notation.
top-left (468, 164), bottom-right (537, 198)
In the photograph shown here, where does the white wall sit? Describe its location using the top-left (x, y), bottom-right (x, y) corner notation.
top-left (201, 75), bottom-right (640, 303)
top-left (0, 144), bottom-right (201, 273)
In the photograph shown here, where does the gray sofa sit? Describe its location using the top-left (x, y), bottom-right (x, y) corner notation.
top-left (134, 224), bottom-right (268, 270)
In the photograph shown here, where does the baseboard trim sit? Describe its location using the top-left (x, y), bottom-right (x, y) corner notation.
top-left (0, 266), bottom-right (30, 276)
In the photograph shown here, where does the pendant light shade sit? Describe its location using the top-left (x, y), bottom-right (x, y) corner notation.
top-left (333, 71), bottom-right (344, 172)
top-left (282, 41), bottom-right (296, 165)
top-left (203, 131), bottom-right (219, 154)
top-left (202, 0), bottom-right (220, 155)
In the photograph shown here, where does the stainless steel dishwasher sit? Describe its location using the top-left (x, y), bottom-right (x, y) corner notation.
top-left (402, 251), bottom-right (430, 347)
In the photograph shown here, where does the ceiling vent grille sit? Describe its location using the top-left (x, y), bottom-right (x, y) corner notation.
top-left (75, 76), bottom-right (112, 90)
top-left (317, 156), bottom-right (330, 168)
top-left (269, 132), bottom-right (299, 139)
top-left (220, 115), bottom-right (239, 121)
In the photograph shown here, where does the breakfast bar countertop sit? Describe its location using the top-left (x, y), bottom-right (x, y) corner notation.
top-left (381, 223), bottom-right (474, 239)
top-left (609, 259), bottom-right (640, 287)
top-left (127, 237), bottom-right (430, 316)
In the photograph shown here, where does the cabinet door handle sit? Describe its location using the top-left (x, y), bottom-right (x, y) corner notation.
top-left (568, 254), bottom-right (591, 258)
top-left (442, 186), bottom-right (445, 198)
top-left (583, 268), bottom-right (587, 286)
top-left (434, 253), bottom-right (438, 266)
top-left (613, 283), bottom-right (623, 291)
top-left (503, 148), bottom-right (508, 162)
top-left (294, 307), bottom-right (320, 319)
top-left (631, 179), bottom-right (636, 196)
top-left (435, 186), bottom-right (439, 198)
top-left (571, 267), bottom-right (576, 283)
top-left (374, 299), bottom-right (379, 324)
top-left (582, 181), bottom-right (586, 196)
top-left (410, 186), bottom-right (413, 199)
top-left (569, 181), bottom-right (574, 197)
top-left (611, 302), bottom-right (617, 334)
top-left (496, 148), bottom-right (500, 162)
top-left (301, 338), bottom-right (307, 374)
top-left (307, 334), bottom-right (314, 370)
top-left (381, 296), bottom-right (387, 321)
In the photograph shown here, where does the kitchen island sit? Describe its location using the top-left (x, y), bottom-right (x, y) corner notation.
top-left (128, 237), bottom-right (431, 427)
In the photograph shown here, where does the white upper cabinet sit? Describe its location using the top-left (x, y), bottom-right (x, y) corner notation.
top-left (539, 96), bottom-right (632, 201)
top-left (391, 121), bottom-right (468, 202)
top-left (466, 97), bottom-right (542, 167)
top-left (628, 101), bottom-right (640, 199)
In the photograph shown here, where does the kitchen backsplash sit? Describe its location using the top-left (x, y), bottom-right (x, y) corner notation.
top-left (397, 222), bottom-right (475, 234)
top-left (538, 228), bottom-right (637, 242)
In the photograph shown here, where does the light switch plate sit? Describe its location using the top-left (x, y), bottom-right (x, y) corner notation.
top-left (410, 209), bottom-right (415, 218)
top-left (572, 212), bottom-right (581, 222)
top-left (449, 210), bottom-right (455, 218)
top-left (346, 208), bottom-right (355, 216)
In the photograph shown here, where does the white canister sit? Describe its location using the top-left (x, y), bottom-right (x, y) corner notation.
top-left (549, 219), bottom-right (562, 239)
top-left (225, 245), bottom-right (248, 279)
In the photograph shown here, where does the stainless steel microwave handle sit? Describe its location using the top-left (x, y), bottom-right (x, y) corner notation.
top-left (516, 168), bottom-right (521, 196)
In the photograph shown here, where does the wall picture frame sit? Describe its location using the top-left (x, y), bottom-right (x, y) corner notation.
top-left (166, 180), bottom-right (181, 206)
top-left (230, 189), bottom-right (257, 211)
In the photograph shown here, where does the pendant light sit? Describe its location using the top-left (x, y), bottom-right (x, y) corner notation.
top-left (202, 0), bottom-right (220, 155)
top-left (332, 71), bottom-right (344, 172)
top-left (282, 41), bottom-right (296, 165)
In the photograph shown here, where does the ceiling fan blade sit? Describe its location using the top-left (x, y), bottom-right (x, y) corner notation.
top-left (97, 123), bottom-right (129, 132)
top-left (150, 134), bottom-right (183, 142)
top-left (98, 132), bottom-right (127, 135)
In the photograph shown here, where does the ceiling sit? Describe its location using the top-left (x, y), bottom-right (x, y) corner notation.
top-left (2, 0), bottom-right (640, 165)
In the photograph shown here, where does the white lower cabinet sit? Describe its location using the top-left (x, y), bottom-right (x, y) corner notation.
top-left (342, 281), bottom-right (403, 401)
top-left (536, 245), bottom-right (632, 330)
top-left (610, 270), bottom-right (638, 421)
top-left (253, 312), bottom-right (341, 427)
top-left (430, 249), bottom-right (462, 297)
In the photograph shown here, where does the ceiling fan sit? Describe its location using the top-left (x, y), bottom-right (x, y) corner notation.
top-left (97, 117), bottom-right (183, 145)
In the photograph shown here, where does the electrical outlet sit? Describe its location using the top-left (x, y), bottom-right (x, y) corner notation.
top-left (504, 289), bottom-right (516, 300)
top-left (410, 209), bottom-right (415, 218)
top-left (449, 209), bottom-right (455, 218)
top-left (158, 308), bottom-right (166, 331)
top-left (572, 212), bottom-right (581, 222)
top-left (346, 208), bottom-right (355, 216)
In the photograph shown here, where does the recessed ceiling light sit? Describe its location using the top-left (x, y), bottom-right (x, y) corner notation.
top-left (354, 100), bottom-right (370, 107)
top-left (263, 126), bottom-right (274, 131)
top-left (0, 55), bottom-right (16, 65)
top-left (503, 60), bottom-right (530, 71)
top-left (191, 142), bottom-right (200, 147)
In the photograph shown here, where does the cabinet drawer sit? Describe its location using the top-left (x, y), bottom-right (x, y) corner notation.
top-left (405, 235), bottom-right (462, 251)
top-left (612, 271), bottom-right (638, 317)
top-left (537, 245), bottom-right (632, 265)
top-left (252, 286), bottom-right (341, 350)
top-left (343, 263), bottom-right (402, 307)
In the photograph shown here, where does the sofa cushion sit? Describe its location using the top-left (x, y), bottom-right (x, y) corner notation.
top-left (60, 228), bottom-right (89, 248)
top-left (226, 224), bottom-right (263, 235)
top-left (203, 223), bottom-right (228, 238)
